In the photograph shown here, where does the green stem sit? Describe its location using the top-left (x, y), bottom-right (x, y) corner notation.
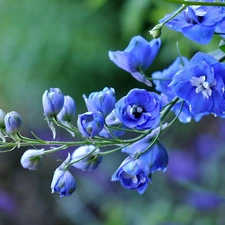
top-left (164, 0), bottom-right (225, 6)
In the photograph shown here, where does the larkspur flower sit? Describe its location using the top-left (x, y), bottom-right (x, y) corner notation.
top-left (169, 52), bottom-right (225, 117)
top-left (0, 109), bottom-right (6, 142)
top-left (111, 157), bottom-right (151, 194)
top-left (109, 35), bottom-right (161, 86)
top-left (114, 88), bottom-right (161, 130)
top-left (112, 130), bottom-right (168, 194)
top-left (152, 56), bottom-right (201, 123)
top-left (71, 145), bottom-right (102, 171)
top-left (51, 154), bottom-right (76, 197)
top-left (77, 111), bottom-right (105, 138)
top-left (83, 87), bottom-right (116, 117)
top-left (160, 4), bottom-right (225, 44)
top-left (20, 149), bottom-right (45, 170)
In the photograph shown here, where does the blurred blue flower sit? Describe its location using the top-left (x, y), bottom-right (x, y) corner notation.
top-left (4, 111), bottom-right (23, 134)
top-left (20, 149), bottom-right (44, 170)
top-left (77, 111), bottom-right (104, 138)
top-left (167, 150), bottom-right (199, 182)
top-left (51, 154), bottom-right (76, 197)
top-left (114, 88), bottom-right (161, 130)
top-left (186, 191), bottom-right (225, 211)
top-left (0, 190), bottom-right (16, 213)
top-left (169, 52), bottom-right (225, 117)
top-left (71, 145), bottom-right (102, 171)
top-left (83, 87), bottom-right (116, 117)
top-left (109, 35), bottom-right (161, 86)
top-left (111, 156), bottom-right (151, 194)
top-left (160, 5), bottom-right (225, 44)
top-left (42, 88), bottom-right (64, 118)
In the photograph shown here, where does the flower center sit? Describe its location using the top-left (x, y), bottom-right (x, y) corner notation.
top-left (131, 105), bottom-right (144, 118)
top-left (190, 76), bottom-right (217, 99)
top-left (183, 7), bottom-right (205, 24)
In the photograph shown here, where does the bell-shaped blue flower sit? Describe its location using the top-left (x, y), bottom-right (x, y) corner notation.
top-left (42, 88), bottom-right (64, 118)
top-left (20, 149), bottom-right (45, 170)
top-left (109, 36), bottom-right (161, 86)
top-left (51, 154), bottom-right (76, 197)
top-left (111, 156), bottom-right (151, 194)
top-left (160, 5), bottom-right (225, 44)
top-left (77, 111), bottom-right (105, 138)
top-left (57, 95), bottom-right (76, 137)
top-left (83, 87), bottom-right (116, 117)
top-left (114, 88), bottom-right (161, 130)
top-left (71, 145), bottom-right (102, 171)
top-left (4, 111), bottom-right (22, 134)
top-left (169, 52), bottom-right (225, 117)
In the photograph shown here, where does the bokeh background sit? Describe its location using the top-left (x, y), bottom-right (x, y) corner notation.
top-left (0, 0), bottom-right (225, 224)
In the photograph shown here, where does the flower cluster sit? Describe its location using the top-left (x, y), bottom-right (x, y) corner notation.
top-left (1, 0), bottom-right (225, 199)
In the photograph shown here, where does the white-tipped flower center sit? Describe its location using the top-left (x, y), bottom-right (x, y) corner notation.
top-left (190, 76), bottom-right (216, 99)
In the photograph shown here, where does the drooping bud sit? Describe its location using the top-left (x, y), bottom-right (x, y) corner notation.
top-left (77, 111), bottom-right (104, 138)
top-left (20, 149), bottom-right (45, 170)
top-left (149, 24), bottom-right (163, 39)
top-left (71, 145), bottom-right (102, 171)
top-left (51, 154), bottom-right (76, 197)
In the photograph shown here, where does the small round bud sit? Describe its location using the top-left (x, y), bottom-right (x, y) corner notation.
top-left (21, 149), bottom-right (44, 170)
top-left (149, 24), bottom-right (163, 39)
top-left (72, 145), bottom-right (102, 171)
top-left (4, 111), bottom-right (22, 134)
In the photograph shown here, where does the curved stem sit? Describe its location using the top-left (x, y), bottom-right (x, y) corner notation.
top-left (164, 0), bottom-right (225, 6)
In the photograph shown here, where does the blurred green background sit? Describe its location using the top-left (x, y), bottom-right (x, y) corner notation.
top-left (0, 0), bottom-right (225, 224)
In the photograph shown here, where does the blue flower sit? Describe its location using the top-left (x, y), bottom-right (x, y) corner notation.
top-left (109, 36), bottom-right (161, 86)
top-left (160, 5), bottom-right (225, 44)
top-left (83, 87), bottom-right (116, 117)
top-left (4, 111), bottom-right (23, 134)
top-left (169, 52), bottom-right (225, 117)
top-left (153, 56), bottom-right (201, 123)
top-left (122, 133), bottom-right (168, 174)
top-left (42, 88), bottom-right (64, 118)
top-left (114, 88), bottom-right (161, 130)
top-left (77, 111), bottom-right (105, 138)
top-left (20, 149), bottom-right (44, 170)
top-left (51, 154), bottom-right (76, 197)
top-left (71, 145), bottom-right (102, 171)
top-left (111, 157), bottom-right (151, 194)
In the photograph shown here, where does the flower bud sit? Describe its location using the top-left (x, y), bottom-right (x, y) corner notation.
top-left (77, 111), bottom-right (104, 138)
top-left (83, 87), bottom-right (116, 117)
top-left (4, 111), bottom-right (22, 134)
top-left (20, 149), bottom-right (44, 170)
top-left (42, 88), bottom-right (64, 118)
top-left (149, 24), bottom-right (163, 39)
top-left (57, 95), bottom-right (76, 123)
top-left (72, 145), bottom-right (102, 171)
top-left (51, 154), bottom-right (76, 197)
